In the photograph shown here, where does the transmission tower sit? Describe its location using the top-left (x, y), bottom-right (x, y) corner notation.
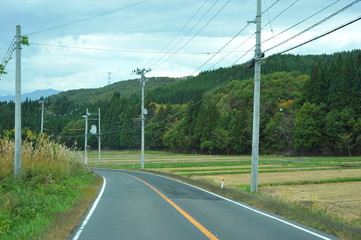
top-left (107, 72), bottom-right (112, 85)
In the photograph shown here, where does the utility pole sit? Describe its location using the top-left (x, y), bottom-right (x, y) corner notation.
top-left (83, 108), bottom-right (89, 167)
top-left (14, 25), bottom-right (22, 177)
top-left (98, 108), bottom-right (101, 164)
top-left (40, 100), bottom-right (45, 133)
top-left (250, 0), bottom-right (263, 193)
top-left (133, 68), bottom-right (151, 169)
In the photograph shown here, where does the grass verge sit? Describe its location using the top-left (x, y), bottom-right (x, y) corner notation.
top-left (39, 174), bottom-right (103, 240)
top-left (0, 133), bottom-right (103, 240)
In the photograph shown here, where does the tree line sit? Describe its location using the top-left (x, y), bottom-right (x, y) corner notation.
top-left (0, 50), bottom-right (360, 156)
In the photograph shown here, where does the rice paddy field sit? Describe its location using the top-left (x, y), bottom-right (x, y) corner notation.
top-left (86, 150), bottom-right (361, 226)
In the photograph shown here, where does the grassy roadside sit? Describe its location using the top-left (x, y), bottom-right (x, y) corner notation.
top-left (39, 174), bottom-right (103, 240)
top-left (0, 134), bottom-right (102, 240)
top-left (142, 169), bottom-right (361, 240)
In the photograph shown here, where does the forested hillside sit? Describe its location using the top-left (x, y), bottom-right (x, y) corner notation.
top-left (52, 76), bottom-right (184, 103)
top-left (1, 50), bottom-right (360, 156)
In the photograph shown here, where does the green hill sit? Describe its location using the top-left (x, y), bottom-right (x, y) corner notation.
top-left (52, 76), bottom-right (184, 103)
top-left (1, 50), bottom-right (360, 156)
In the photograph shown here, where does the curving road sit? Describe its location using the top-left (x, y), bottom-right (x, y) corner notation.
top-left (70, 169), bottom-right (338, 240)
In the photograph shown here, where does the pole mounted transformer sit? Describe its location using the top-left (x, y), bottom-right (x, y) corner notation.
top-left (133, 68), bottom-right (151, 169)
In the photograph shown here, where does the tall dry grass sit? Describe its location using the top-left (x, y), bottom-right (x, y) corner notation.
top-left (0, 134), bottom-right (82, 181)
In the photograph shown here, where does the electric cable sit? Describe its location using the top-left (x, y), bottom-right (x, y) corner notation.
top-left (0, 37), bottom-right (16, 75)
top-left (190, 22), bottom-right (252, 75)
top-left (25, 0), bottom-right (149, 36)
top-left (151, 0), bottom-right (231, 70)
top-left (143, 0), bottom-right (209, 67)
top-left (29, 42), bottom-right (241, 55)
top-left (262, 0), bottom-right (341, 45)
top-left (264, 0), bottom-right (360, 53)
top-left (275, 15), bottom-right (361, 55)
top-left (192, 0), bottom-right (283, 75)
top-left (261, 0), bottom-right (299, 30)
top-left (148, 0), bottom-right (221, 69)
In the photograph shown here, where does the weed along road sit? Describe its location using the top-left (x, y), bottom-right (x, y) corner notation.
top-left (70, 169), bottom-right (338, 240)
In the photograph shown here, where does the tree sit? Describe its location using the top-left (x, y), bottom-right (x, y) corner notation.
top-left (292, 102), bottom-right (323, 155)
top-left (325, 108), bottom-right (357, 156)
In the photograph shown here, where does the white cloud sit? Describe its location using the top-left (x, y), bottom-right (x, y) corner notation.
top-left (1, 0), bottom-right (360, 96)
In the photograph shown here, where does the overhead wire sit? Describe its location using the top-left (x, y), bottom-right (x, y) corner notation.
top-left (262, 0), bottom-right (341, 45)
top-left (264, 0), bottom-right (361, 53)
top-left (24, 0), bottom-right (149, 36)
top-left (190, 0), bottom-right (281, 75)
top-left (261, 0), bottom-right (299, 30)
top-left (28, 42), bottom-right (246, 55)
top-left (0, 37), bottom-right (16, 75)
top-left (151, 0), bottom-right (231, 70)
top-left (152, 14), bottom-right (361, 135)
top-left (142, 0), bottom-right (209, 67)
top-left (144, 1), bottom-right (361, 132)
top-left (275, 15), bottom-right (361, 55)
top-left (189, 22), bottom-right (252, 75)
top-left (148, 0), bottom-right (221, 69)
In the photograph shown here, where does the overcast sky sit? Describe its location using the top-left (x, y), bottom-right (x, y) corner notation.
top-left (1, 0), bottom-right (360, 96)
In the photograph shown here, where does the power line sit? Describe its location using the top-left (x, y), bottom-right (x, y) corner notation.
top-left (193, 0), bottom-right (282, 74)
top-left (264, 0), bottom-right (361, 53)
top-left (143, 0), bottom-right (209, 67)
top-left (29, 42), bottom-right (244, 55)
top-left (190, 22), bottom-right (252, 75)
top-left (276, 15), bottom-right (361, 55)
top-left (262, 0), bottom-right (341, 45)
top-left (0, 37), bottom-right (16, 76)
top-left (25, 0), bottom-right (149, 36)
top-left (148, 0), bottom-right (221, 69)
top-left (262, 0), bottom-right (299, 30)
top-left (59, 13), bottom-right (361, 141)
top-left (151, 0), bottom-right (231, 70)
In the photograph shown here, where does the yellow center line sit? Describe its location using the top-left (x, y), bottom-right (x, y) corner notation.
top-left (123, 173), bottom-right (219, 240)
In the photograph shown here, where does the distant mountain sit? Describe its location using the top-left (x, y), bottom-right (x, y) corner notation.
top-left (0, 89), bottom-right (61, 102)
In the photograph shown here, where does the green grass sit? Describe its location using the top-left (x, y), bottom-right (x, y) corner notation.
top-left (0, 170), bottom-right (96, 240)
top-left (233, 177), bottom-right (361, 191)
top-left (0, 134), bottom-right (97, 239)
top-left (177, 166), bottom-right (361, 176)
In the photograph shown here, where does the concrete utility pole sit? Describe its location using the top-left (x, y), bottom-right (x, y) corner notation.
top-left (250, 0), bottom-right (262, 193)
top-left (98, 108), bottom-right (101, 164)
top-left (133, 68), bottom-right (151, 169)
top-left (83, 108), bottom-right (89, 167)
top-left (14, 25), bottom-right (22, 177)
top-left (40, 100), bottom-right (45, 133)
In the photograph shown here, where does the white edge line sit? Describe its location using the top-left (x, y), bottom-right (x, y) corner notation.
top-left (138, 171), bottom-right (334, 240)
top-left (72, 176), bottom-right (107, 240)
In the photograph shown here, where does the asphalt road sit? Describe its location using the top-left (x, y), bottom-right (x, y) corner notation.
top-left (70, 169), bottom-right (339, 240)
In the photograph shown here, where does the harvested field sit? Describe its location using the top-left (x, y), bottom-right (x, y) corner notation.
top-left (260, 182), bottom-right (361, 222)
top-left (189, 168), bottom-right (361, 224)
top-left (189, 168), bottom-right (361, 185)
